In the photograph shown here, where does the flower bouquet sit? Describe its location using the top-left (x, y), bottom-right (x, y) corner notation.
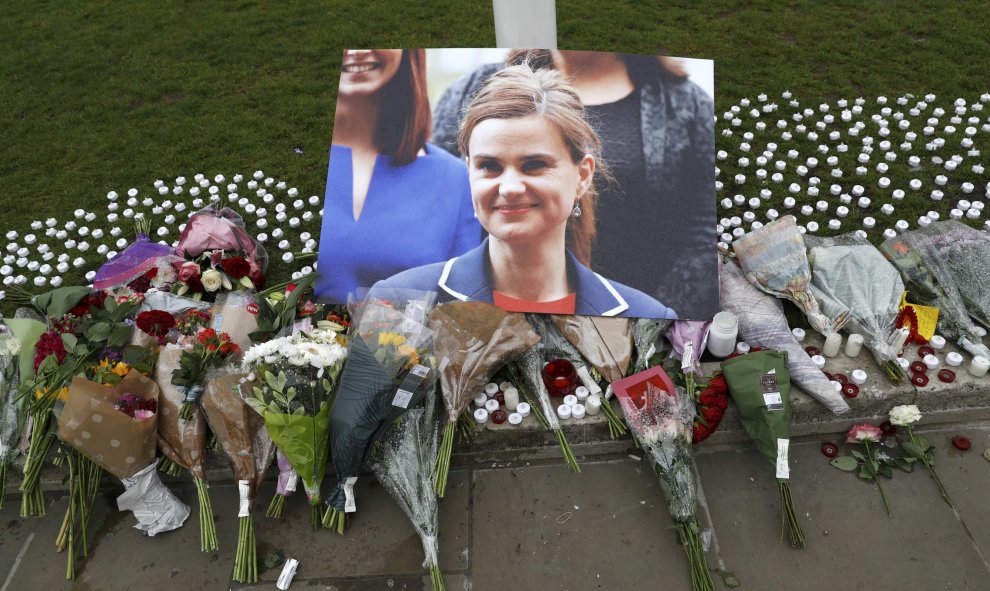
top-left (881, 222), bottom-right (990, 358)
top-left (200, 371), bottom-right (276, 584)
top-left (806, 234), bottom-right (907, 383)
top-left (550, 314), bottom-right (633, 438)
top-left (324, 294), bottom-right (436, 531)
top-left (155, 344), bottom-right (217, 552)
top-left (720, 257), bottom-right (850, 415)
top-left (92, 233), bottom-right (181, 292)
top-left (249, 274), bottom-right (318, 343)
top-left (691, 372), bottom-right (729, 444)
top-left (611, 366), bottom-right (714, 591)
top-left (720, 350), bottom-right (805, 548)
top-left (171, 327), bottom-right (240, 420)
top-left (632, 318), bottom-right (673, 375)
top-left (0, 315), bottom-right (44, 508)
top-left (58, 371), bottom-right (189, 578)
top-left (372, 384), bottom-right (445, 591)
top-left (172, 207), bottom-right (267, 300)
top-left (430, 301), bottom-right (539, 497)
top-left (135, 309), bottom-right (177, 346)
top-left (666, 321), bottom-right (710, 400)
top-left (732, 216), bottom-right (848, 337)
top-left (19, 289), bottom-right (142, 517)
top-left (241, 327), bottom-right (348, 527)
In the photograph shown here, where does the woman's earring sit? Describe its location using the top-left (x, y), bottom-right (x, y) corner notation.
top-left (571, 200), bottom-right (582, 218)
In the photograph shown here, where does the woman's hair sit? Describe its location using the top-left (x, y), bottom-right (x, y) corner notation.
top-left (457, 64), bottom-right (605, 266)
top-left (374, 49), bottom-right (431, 166)
top-left (504, 49), bottom-right (688, 83)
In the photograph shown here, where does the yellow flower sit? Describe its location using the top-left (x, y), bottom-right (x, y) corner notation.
top-left (34, 389), bottom-right (43, 400)
top-left (112, 362), bottom-right (130, 377)
top-left (98, 359), bottom-right (112, 369)
top-left (57, 387), bottom-right (69, 402)
top-left (377, 331), bottom-right (406, 347)
top-left (397, 344), bottom-right (419, 368)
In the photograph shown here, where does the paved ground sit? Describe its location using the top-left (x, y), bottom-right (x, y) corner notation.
top-left (2, 422), bottom-right (988, 591)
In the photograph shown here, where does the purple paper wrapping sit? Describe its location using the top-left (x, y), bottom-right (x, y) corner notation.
top-left (93, 234), bottom-right (182, 290)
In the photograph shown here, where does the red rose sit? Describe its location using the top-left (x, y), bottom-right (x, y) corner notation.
top-left (197, 328), bottom-right (217, 344)
top-left (701, 406), bottom-right (723, 423)
top-left (698, 391), bottom-right (717, 406)
top-left (185, 276), bottom-right (205, 293)
top-left (713, 396), bottom-right (729, 411)
top-left (136, 310), bottom-right (176, 339)
top-left (221, 256), bottom-right (251, 280)
top-left (692, 422), bottom-right (713, 444)
top-left (220, 342), bottom-right (234, 355)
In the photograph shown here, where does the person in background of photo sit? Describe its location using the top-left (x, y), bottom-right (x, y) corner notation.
top-left (315, 49), bottom-right (481, 304)
top-left (432, 49), bottom-right (715, 318)
top-left (375, 65), bottom-right (676, 319)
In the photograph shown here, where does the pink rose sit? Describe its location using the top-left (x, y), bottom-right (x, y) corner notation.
top-left (177, 261), bottom-right (200, 282)
top-left (845, 423), bottom-right (883, 444)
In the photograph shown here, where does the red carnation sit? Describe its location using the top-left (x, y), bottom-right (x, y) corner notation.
top-left (221, 256), bottom-right (251, 280)
top-left (692, 422), bottom-right (713, 444)
top-left (33, 330), bottom-right (68, 372)
top-left (701, 406), bottom-right (723, 423)
top-left (136, 310), bottom-right (176, 339)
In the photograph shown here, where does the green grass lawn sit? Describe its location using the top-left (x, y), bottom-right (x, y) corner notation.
top-left (1, 0), bottom-right (989, 314)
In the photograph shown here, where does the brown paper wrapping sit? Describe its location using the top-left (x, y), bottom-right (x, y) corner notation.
top-left (155, 346), bottom-right (208, 480)
top-left (200, 372), bottom-right (274, 498)
top-left (211, 292), bottom-right (259, 353)
top-left (59, 371), bottom-right (160, 479)
top-left (429, 302), bottom-right (540, 421)
top-left (551, 315), bottom-right (633, 383)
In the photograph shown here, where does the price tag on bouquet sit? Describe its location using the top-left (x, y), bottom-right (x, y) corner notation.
top-left (391, 363), bottom-right (431, 409)
top-left (761, 370), bottom-right (784, 411)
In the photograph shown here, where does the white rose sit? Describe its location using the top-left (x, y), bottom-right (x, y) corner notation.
top-left (201, 269), bottom-right (223, 292)
top-left (888, 404), bottom-right (922, 426)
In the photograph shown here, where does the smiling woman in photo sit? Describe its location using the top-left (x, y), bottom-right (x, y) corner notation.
top-left (315, 49), bottom-right (481, 303)
top-left (374, 65), bottom-right (676, 319)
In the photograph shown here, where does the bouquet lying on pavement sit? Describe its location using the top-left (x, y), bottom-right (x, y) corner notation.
top-left (201, 371), bottom-right (275, 584)
top-left (632, 318), bottom-right (673, 375)
top-left (429, 301), bottom-right (539, 497)
top-left (720, 350), bottom-right (805, 548)
top-left (155, 344), bottom-right (217, 552)
top-left (720, 257), bottom-right (849, 415)
top-left (372, 381), bottom-right (445, 591)
top-left (807, 234), bottom-right (907, 383)
top-left (59, 371), bottom-right (189, 578)
top-left (611, 366), bottom-right (714, 591)
top-left (324, 294), bottom-right (435, 532)
top-left (733, 216), bottom-right (848, 337)
top-left (242, 327), bottom-right (348, 527)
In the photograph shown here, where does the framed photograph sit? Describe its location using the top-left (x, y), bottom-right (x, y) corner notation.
top-left (316, 48), bottom-right (717, 320)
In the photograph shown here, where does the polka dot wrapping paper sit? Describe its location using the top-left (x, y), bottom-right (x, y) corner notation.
top-left (58, 370), bottom-right (160, 479)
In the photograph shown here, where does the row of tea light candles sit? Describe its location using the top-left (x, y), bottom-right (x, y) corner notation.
top-left (470, 373), bottom-right (606, 425)
top-left (707, 310), bottom-right (990, 380)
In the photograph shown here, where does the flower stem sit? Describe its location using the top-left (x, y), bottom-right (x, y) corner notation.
top-left (599, 397), bottom-right (628, 439)
top-left (554, 428), bottom-right (581, 473)
top-left (430, 564), bottom-right (445, 591)
top-left (865, 443), bottom-right (892, 517)
top-left (0, 461), bottom-right (6, 510)
top-left (232, 515), bottom-right (257, 583)
top-left (908, 427), bottom-right (954, 508)
top-left (778, 481), bottom-right (805, 548)
top-left (266, 493), bottom-right (287, 519)
top-left (433, 420), bottom-right (456, 497)
top-left (321, 506), bottom-right (347, 534)
top-left (159, 457), bottom-right (183, 478)
top-left (195, 477), bottom-right (218, 552)
top-left (676, 518), bottom-right (714, 591)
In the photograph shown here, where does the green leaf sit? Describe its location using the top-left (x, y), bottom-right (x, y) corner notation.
top-left (293, 406), bottom-right (306, 416)
top-left (901, 441), bottom-right (927, 460)
top-left (286, 386), bottom-right (297, 402)
top-left (857, 466), bottom-right (873, 480)
top-left (107, 323), bottom-right (133, 347)
top-left (915, 436), bottom-right (932, 450)
top-left (893, 457), bottom-right (916, 472)
top-left (850, 449), bottom-right (866, 462)
top-left (61, 333), bottom-right (78, 351)
top-left (84, 321), bottom-right (111, 342)
top-left (878, 464), bottom-right (893, 479)
top-left (830, 456), bottom-right (859, 472)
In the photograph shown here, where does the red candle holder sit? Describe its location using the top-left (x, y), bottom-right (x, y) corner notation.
top-left (541, 359), bottom-right (579, 398)
top-left (910, 361), bottom-right (927, 375)
top-left (917, 346), bottom-right (935, 359)
top-left (491, 410), bottom-right (508, 425)
top-left (842, 383), bottom-right (859, 398)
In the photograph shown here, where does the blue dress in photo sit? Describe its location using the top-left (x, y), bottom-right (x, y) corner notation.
top-left (315, 143), bottom-right (481, 303)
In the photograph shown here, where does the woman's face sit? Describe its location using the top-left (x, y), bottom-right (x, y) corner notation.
top-left (338, 49), bottom-right (403, 98)
top-left (467, 115), bottom-right (594, 250)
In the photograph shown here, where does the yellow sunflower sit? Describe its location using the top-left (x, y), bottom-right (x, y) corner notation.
top-left (112, 362), bottom-right (131, 377)
top-left (397, 344), bottom-right (420, 368)
top-left (377, 331), bottom-right (406, 347)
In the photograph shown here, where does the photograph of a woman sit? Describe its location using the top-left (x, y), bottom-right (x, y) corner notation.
top-left (372, 65), bottom-right (676, 318)
top-left (314, 49), bottom-right (482, 303)
top-left (431, 49), bottom-right (715, 319)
